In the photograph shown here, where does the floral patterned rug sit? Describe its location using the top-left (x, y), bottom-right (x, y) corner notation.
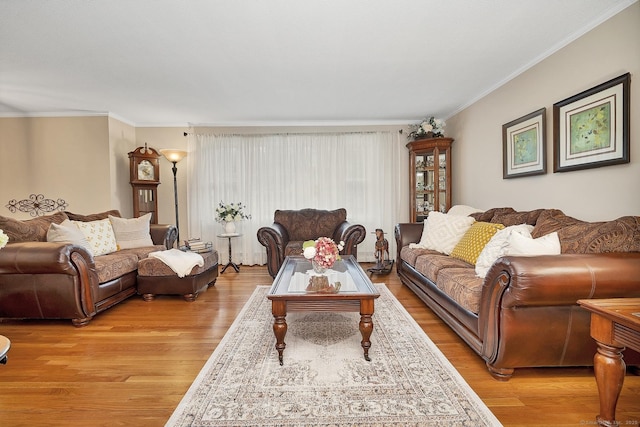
top-left (165, 285), bottom-right (502, 427)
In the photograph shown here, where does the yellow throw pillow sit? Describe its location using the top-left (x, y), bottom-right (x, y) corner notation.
top-left (450, 222), bottom-right (505, 265)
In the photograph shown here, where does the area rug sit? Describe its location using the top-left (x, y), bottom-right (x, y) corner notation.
top-left (165, 284), bottom-right (502, 426)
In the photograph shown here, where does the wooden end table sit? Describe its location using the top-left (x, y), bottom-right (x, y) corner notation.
top-left (266, 255), bottom-right (380, 366)
top-left (578, 298), bottom-right (640, 427)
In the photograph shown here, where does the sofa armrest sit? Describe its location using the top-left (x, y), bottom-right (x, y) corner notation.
top-left (0, 242), bottom-right (99, 323)
top-left (482, 253), bottom-right (640, 310)
top-left (394, 223), bottom-right (424, 262)
top-left (334, 221), bottom-right (366, 258)
top-left (479, 253), bottom-right (640, 367)
top-left (257, 223), bottom-right (289, 278)
top-left (0, 242), bottom-right (95, 275)
top-left (150, 224), bottom-right (178, 249)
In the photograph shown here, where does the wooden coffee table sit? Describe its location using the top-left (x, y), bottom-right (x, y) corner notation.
top-left (266, 255), bottom-right (380, 365)
top-left (578, 298), bottom-right (640, 427)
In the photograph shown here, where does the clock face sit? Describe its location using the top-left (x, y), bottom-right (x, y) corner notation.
top-left (137, 160), bottom-right (155, 180)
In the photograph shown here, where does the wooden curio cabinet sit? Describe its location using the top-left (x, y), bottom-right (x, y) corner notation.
top-left (128, 145), bottom-right (161, 223)
top-left (407, 137), bottom-right (453, 222)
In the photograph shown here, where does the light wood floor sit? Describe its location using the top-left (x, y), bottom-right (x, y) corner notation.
top-left (1, 264), bottom-right (639, 427)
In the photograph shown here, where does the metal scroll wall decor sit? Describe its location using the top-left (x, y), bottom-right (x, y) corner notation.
top-left (5, 194), bottom-right (68, 217)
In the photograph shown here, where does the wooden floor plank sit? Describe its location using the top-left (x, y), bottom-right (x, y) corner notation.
top-left (1, 264), bottom-right (639, 426)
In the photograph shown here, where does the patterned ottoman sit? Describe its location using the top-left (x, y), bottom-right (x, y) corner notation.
top-left (137, 250), bottom-right (219, 301)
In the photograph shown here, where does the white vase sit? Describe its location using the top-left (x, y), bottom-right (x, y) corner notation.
top-left (224, 221), bottom-right (236, 234)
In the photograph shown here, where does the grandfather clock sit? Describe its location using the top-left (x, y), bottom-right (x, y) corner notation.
top-left (128, 144), bottom-right (161, 223)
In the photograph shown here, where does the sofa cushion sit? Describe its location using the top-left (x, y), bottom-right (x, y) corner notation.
top-left (109, 213), bottom-right (153, 249)
top-left (400, 246), bottom-right (440, 267)
top-left (66, 210), bottom-right (121, 222)
top-left (532, 211), bottom-right (640, 253)
top-left (490, 209), bottom-right (547, 227)
top-left (73, 219), bottom-right (118, 256)
top-left (469, 207), bottom-right (515, 223)
top-left (412, 211), bottom-right (475, 255)
top-left (436, 268), bottom-right (484, 314)
top-left (284, 241), bottom-right (304, 257)
top-left (475, 224), bottom-right (534, 278)
top-left (556, 216), bottom-right (640, 253)
top-left (450, 222), bottom-right (505, 265)
top-left (274, 208), bottom-right (346, 241)
top-left (94, 250), bottom-right (140, 283)
top-left (46, 219), bottom-right (94, 255)
top-left (0, 211), bottom-right (68, 243)
top-left (138, 250), bottom-right (218, 277)
top-left (415, 253), bottom-right (471, 283)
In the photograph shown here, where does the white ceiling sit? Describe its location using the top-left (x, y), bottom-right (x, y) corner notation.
top-left (0, 0), bottom-right (636, 127)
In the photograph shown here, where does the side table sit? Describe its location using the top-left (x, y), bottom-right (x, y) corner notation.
top-left (217, 233), bottom-right (242, 273)
top-left (577, 298), bottom-right (640, 427)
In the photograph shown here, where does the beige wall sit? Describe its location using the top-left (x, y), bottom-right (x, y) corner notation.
top-left (0, 116), bottom-right (112, 219)
top-left (446, 3), bottom-right (639, 221)
top-left (108, 117), bottom-right (138, 217)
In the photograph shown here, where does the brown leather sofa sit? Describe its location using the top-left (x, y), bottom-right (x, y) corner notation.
top-left (257, 208), bottom-right (366, 278)
top-left (0, 210), bottom-right (177, 326)
top-left (395, 208), bottom-right (640, 380)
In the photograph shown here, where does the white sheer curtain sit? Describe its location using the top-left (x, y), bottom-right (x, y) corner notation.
top-left (186, 130), bottom-right (403, 265)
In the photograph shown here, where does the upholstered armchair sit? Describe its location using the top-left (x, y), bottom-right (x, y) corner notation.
top-left (257, 208), bottom-right (366, 278)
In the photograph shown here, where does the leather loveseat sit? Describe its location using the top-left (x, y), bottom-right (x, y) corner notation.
top-left (257, 208), bottom-right (366, 278)
top-left (0, 210), bottom-right (177, 326)
top-left (395, 207), bottom-right (640, 380)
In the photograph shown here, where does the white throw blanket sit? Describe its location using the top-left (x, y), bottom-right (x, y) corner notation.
top-left (148, 249), bottom-right (204, 278)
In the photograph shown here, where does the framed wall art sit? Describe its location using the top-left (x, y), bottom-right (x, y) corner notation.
top-left (502, 108), bottom-right (546, 179)
top-left (553, 73), bottom-right (630, 172)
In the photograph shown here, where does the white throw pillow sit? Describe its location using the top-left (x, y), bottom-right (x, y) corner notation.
top-left (475, 224), bottom-right (533, 278)
top-left (505, 231), bottom-right (561, 256)
top-left (47, 219), bottom-right (94, 256)
top-left (411, 211), bottom-right (475, 255)
top-left (447, 205), bottom-right (482, 216)
top-left (108, 213), bottom-right (153, 249)
top-left (73, 219), bottom-right (118, 256)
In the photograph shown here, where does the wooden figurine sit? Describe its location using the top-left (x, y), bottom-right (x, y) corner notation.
top-left (368, 228), bottom-right (394, 276)
top-left (374, 228), bottom-right (389, 266)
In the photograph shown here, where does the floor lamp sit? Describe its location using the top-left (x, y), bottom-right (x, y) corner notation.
top-left (160, 149), bottom-right (187, 246)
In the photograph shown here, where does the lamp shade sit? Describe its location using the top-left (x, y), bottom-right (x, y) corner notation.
top-left (160, 149), bottom-right (187, 163)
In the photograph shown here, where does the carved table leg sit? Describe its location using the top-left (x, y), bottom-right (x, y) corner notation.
top-left (594, 342), bottom-right (626, 427)
top-left (359, 299), bottom-right (374, 362)
top-left (271, 300), bottom-right (287, 366)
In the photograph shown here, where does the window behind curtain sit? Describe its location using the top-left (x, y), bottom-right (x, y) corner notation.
top-left (186, 131), bottom-right (402, 265)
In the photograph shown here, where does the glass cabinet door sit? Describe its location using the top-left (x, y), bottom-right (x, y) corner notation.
top-left (407, 138), bottom-right (453, 222)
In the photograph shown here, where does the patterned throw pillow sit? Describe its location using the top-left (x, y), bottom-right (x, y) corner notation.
top-left (0, 211), bottom-right (68, 243)
top-left (411, 211), bottom-right (475, 255)
top-left (450, 222), bottom-right (505, 265)
top-left (73, 219), bottom-right (118, 256)
top-left (108, 213), bottom-right (153, 249)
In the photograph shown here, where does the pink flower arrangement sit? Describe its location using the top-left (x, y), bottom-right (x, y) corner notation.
top-left (302, 237), bottom-right (345, 269)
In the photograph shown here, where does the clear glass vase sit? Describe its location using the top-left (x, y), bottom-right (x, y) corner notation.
top-left (311, 260), bottom-right (327, 274)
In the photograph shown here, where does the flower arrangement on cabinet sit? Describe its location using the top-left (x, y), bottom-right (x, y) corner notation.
top-left (408, 116), bottom-right (446, 139)
top-left (302, 237), bottom-right (345, 270)
top-left (215, 201), bottom-right (251, 223)
top-left (0, 229), bottom-right (8, 250)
